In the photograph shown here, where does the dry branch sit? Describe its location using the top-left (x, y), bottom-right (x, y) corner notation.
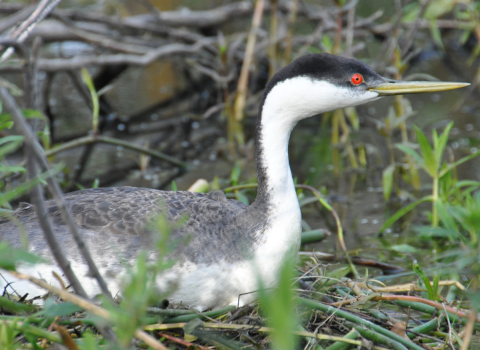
top-left (0, 86), bottom-right (114, 302)
top-left (0, 40), bottom-right (211, 72)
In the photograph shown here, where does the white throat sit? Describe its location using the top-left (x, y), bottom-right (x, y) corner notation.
top-left (257, 77), bottom-right (379, 210)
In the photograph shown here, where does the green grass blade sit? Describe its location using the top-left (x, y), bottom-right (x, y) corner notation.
top-left (413, 263), bottom-right (435, 300)
top-left (396, 144), bottom-right (426, 171)
top-left (439, 150), bottom-right (480, 177)
top-left (435, 122), bottom-right (453, 168)
top-left (382, 164), bottom-right (395, 201)
top-left (81, 68), bottom-right (99, 135)
top-left (414, 125), bottom-right (436, 176)
top-left (379, 196), bottom-right (432, 233)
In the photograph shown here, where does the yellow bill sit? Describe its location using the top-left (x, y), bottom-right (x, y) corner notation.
top-left (369, 81), bottom-right (470, 96)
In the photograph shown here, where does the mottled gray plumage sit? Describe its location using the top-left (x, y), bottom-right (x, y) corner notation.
top-left (0, 187), bottom-right (267, 266)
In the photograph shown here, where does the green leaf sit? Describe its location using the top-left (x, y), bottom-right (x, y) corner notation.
top-left (81, 68), bottom-right (99, 134)
top-left (38, 298), bottom-right (83, 317)
top-left (79, 331), bottom-right (102, 350)
top-left (183, 318), bottom-right (203, 334)
top-left (327, 266), bottom-right (351, 280)
top-left (0, 136), bottom-right (24, 157)
top-left (396, 144), bottom-right (426, 170)
top-left (414, 226), bottom-right (459, 240)
top-left (0, 165), bottom-right (26, 174)
top-left (0, 121), bottom-right (13, 132)
top-left (455, 180), bottom-right (480, 188)
top-left (235, 190), bottom-right (249, 205)
top-left (0, 295), bottom-right (36, 314)
top-left (321, 34), bottom-right (333, 53)
top-left (171, 181), bottom-right (177, 191)
top-left (435, 122), bottom-right (453, 168)
top-left (0, 109), bottom-right (47, 122)
top-left (382, 164), bottom-right (395, 201)
top-left (435, 201), bottom-right (458, 233)
top-left (230, 161), bottom-right (241, 185)
top-left (414, 125), bottom-right (436, 176)
top-left (0, 243), bottom-right (44, 270)
top-left (390, 244), bottom-right (419, 254)
top-left (0, 135), bottom-right (24, 146)
top-left (429, 20), bottom-right (445, 51)
top-left (379, 196), bottom-right (432, 233)
top-left (414, 263), bottom-right (436, 300)
top-left (301, 229), bottom-right (329, 245)
top-left (439, 150), bottom-right (480, 177)
top-left (258, 257), bottom-right (297, 350)
top-left (0, 163), bottom-right (62, 207)
top-left (22, 109), bottom-right (48, 122)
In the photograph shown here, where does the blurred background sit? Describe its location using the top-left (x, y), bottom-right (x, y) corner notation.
top-left (1, 0), bottom-right (479, 268)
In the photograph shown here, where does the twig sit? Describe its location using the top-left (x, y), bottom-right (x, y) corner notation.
top-left (344, 0), bottom-right (357, 57)
top-left (299, 252), bottom-right (405, 274)
top-left (0, 0), bottom-right (62, 62)
top-left (56, 17), bottom-right (152, 54)
top-left (283, 0), bottom-right (299, 63)
top-left (42, 134), bottom-right (189, 169)
top-left (294, 23), bottom-right (324, 59)
top-left (7, 40), bottom-right (210, 72)
top-left (1, 89), bottom-right (88, 299)
top-left (147, 322), bottom-right (391, 349)
top-left (442, 302), bottom-right (455, 350)
top-left (159, 332), bottom-right (210, 350)
top-left (7, 271), bottom-right (168, 350)
top-left (0, 87), bottom-right (114, 302)
top-left (401, 0), bottom-right (431, 57)
top-left (186, 59), bottom-right (236, 84)
top-left (0, 40), bottom-right (33, 104)
top-left (460, 306), bottom-right (477, 350)
top-left (0, 5), bottom-right (36, 34)
top-left (268, 0), bottom-right (278, 78)
top-left (124, 1), bottom-right (253, 28)
top-left (233, 0), bottom-right (265, 122)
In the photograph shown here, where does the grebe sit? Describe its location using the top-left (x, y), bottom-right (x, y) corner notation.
top-left (0, 53), bottom-right (468, 311)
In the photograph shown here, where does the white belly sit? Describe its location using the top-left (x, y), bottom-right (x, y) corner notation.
top-left (1, 211), bottom-right (302, 311)
top-left (162, 209), bottom-right (302, 311)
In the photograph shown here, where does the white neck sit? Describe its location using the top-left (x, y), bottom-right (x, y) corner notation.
top-left (253, 76), bottom-right (380, 211)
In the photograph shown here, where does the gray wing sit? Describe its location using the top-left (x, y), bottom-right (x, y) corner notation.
top-left (0, 187), bottom-right (252, 264)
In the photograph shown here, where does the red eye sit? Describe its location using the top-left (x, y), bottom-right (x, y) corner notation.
top-left (351, 73), bottom-right (363, 85)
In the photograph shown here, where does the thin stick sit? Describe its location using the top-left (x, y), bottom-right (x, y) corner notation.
top-left (460, 306), bottom-right (477, 350)
top-left (267, 0), bottom-right (278, 79)
top-left (0, 0), bottom-right (62, 62)
top-left (234, 0), bottom-right (265, 122)
top-left (43, 134), bottom-right (189, 168)
top-left (7, 271), bottom-right (168, 350)
top-left (401, 0), bottom-right (431, 57)
top-left (0, 87), bottom-right (114, 302)
top-left (145, 322), bottom-right (390, 350)
top-left (283, 0), bottom-right (299, 63)
top-left (1, 40), bottom-right (211, 71)
top-left (158, 332), bottom-right (210, 350)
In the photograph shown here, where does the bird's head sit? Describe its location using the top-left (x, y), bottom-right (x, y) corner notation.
top-left (261, 53), bottom-right (469, 122)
